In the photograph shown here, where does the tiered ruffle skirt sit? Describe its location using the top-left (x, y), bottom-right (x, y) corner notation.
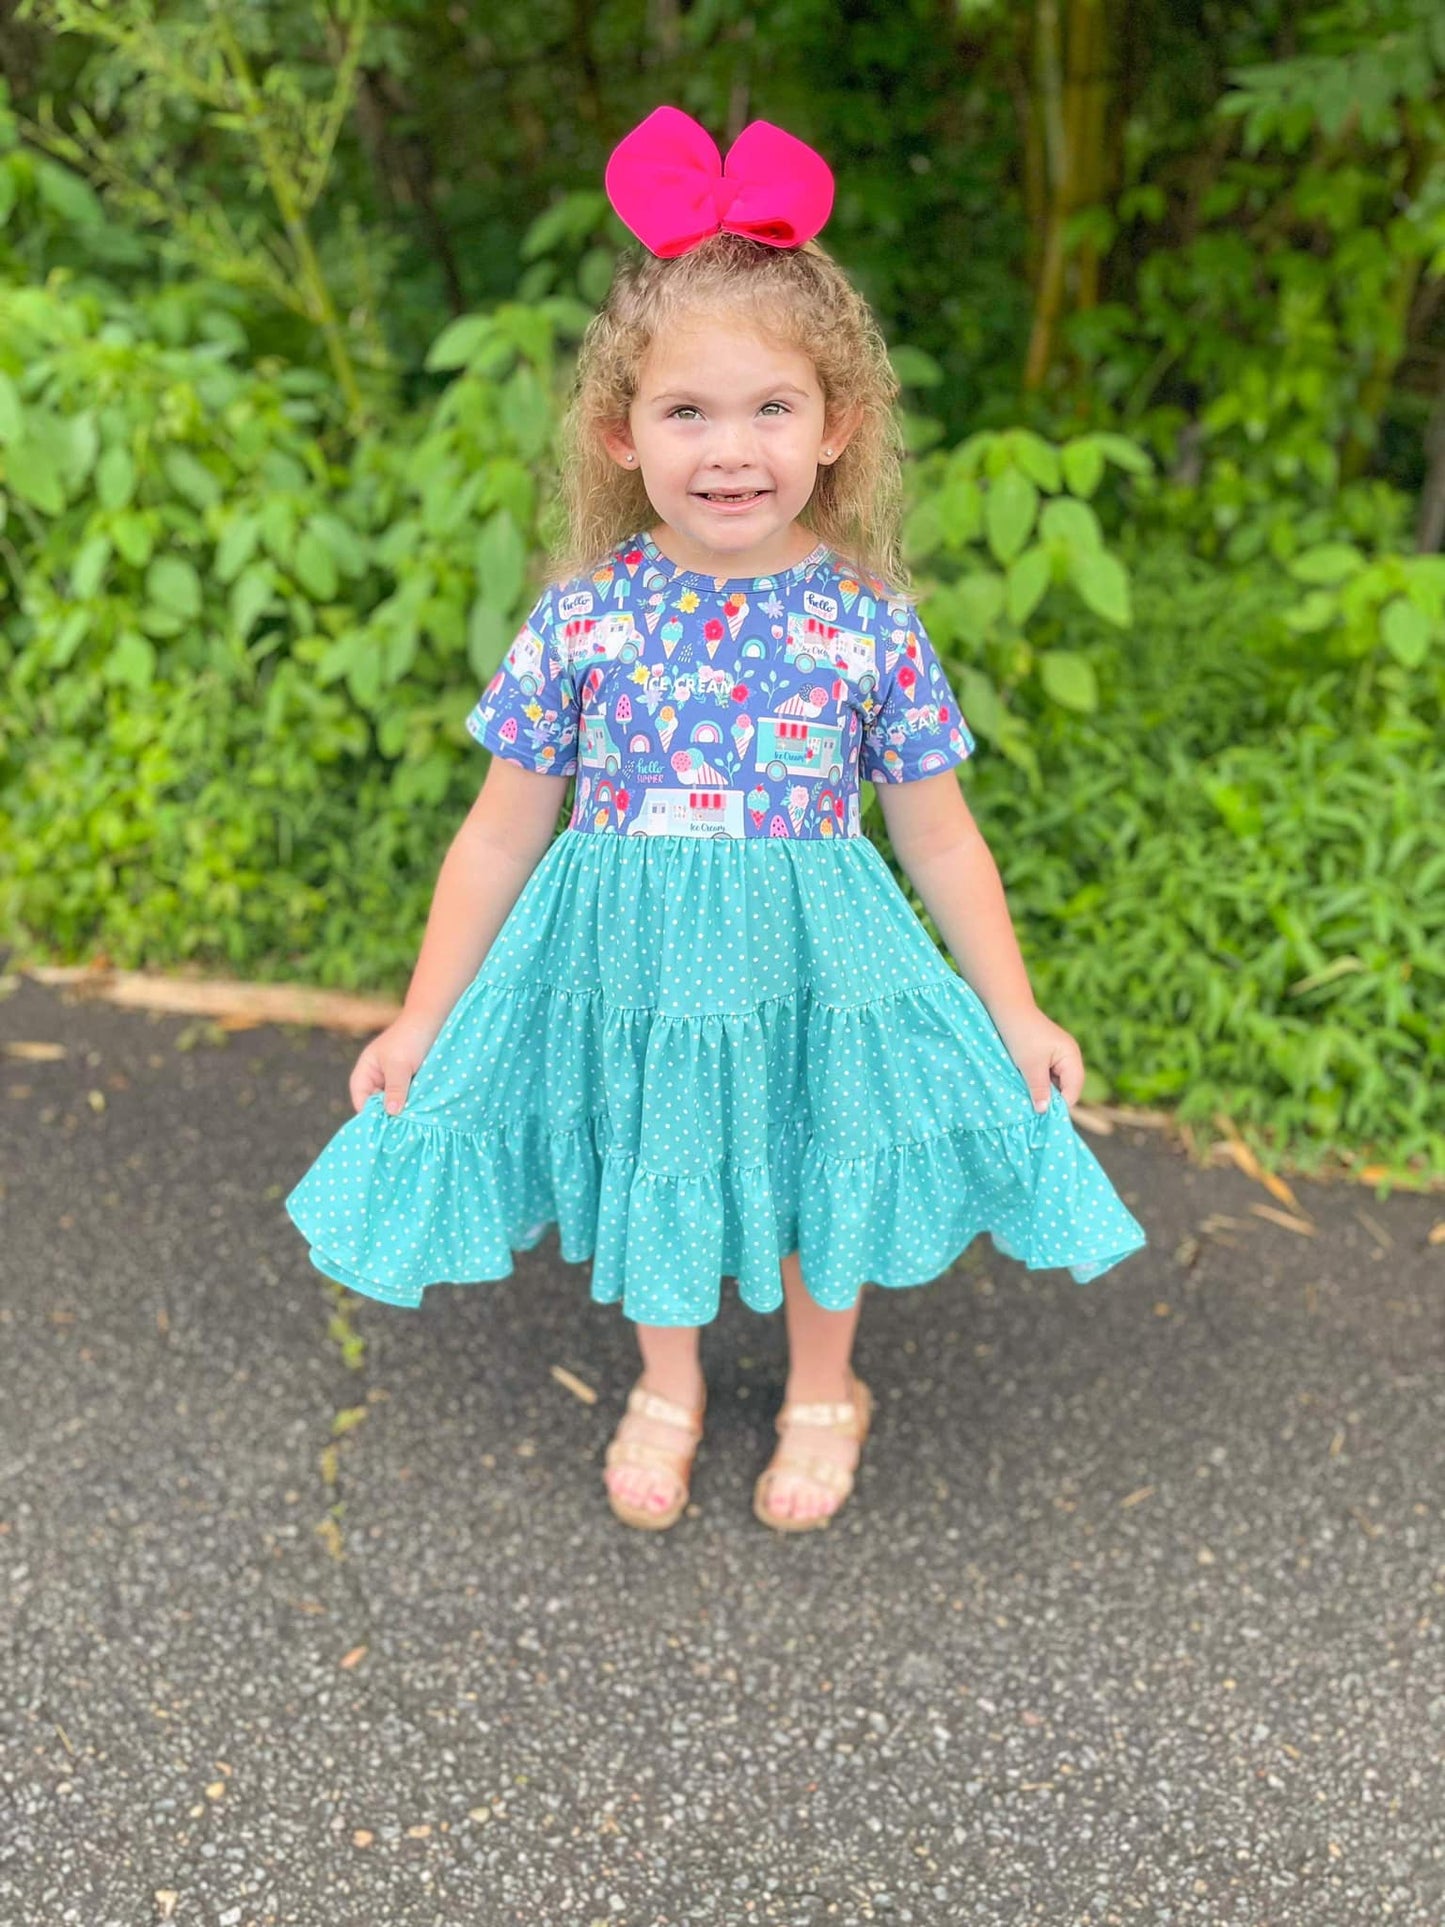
top-left (285, 830), bottom-right (1146, 1324)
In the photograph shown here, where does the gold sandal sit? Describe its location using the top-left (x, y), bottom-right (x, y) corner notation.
top-left (603, 1381), bottom-right (706, 1532)
top-left (753, 1371), bottom-right (873, 1533)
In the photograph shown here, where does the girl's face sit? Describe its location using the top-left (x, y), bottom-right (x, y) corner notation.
top-left (602, 311), bottom-right (859, 575)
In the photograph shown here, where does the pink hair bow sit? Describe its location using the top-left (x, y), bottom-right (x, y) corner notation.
top-left (604, 104), bottom-right (834, 258)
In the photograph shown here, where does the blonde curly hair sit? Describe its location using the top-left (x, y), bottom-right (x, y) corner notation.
top-left (545, 231), bottom-right (913, 596)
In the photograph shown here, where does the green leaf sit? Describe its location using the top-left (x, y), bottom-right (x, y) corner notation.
top-left (474, 509), bottom-right (526, 616)
top-left (1038, 649), bottom-right (1099, 712)
top-left (111, 511), bottom-right (153, 568)
top-left (950, 571), bottom-right (1008, 634)
top-left (215, 514), bottom-right (261, 584)
top-left (903, 497), bottom-right (944, 562)
top-left (293, 528), bottom-right (339, 602)
top-left (96, 444), bottom-right (136, 511)
top-left (1069, 548), bottom-right (1131, 626)
top-left (499, 366), bottom-right (553, 460)
top-left (424, 315), bottom-right (494, 371)
top-left (309, 513), bottom-right (369, 578)
top-left (1061, 438), bottom-right (1105, 498)
top-left (1380, 596), bottom-right (1430, 668)
top-left (34, 158), bottom-right (104, 228)
top-left (935, 473), bottom-right (982, 545)
top-left (50, 608), bottom-right (90, 667)
top-left (230, 563), bottom-right (275, 640)
top-left (70, 534), bottom-right (112, 599)
top-left (107, 629), bottom-right (156, 689)
top-left (1284, 590), bottom-right (1337, 634)
top-left (0, 372), bottom-right (24, 444)
top-left (146, 555), bottom-right (202, 620)
top-left (1006, 546), bottom-right (1052, 626)
top-left (957, 665), bottom-right (1006, 739)
top-left (1288, 543), bottom-right (1363, 584)
top-left (984, 468), bottom-right (1037, 565)
top-left (890, 345), bottom-right (945, 387)
top-left (162, 448), bottom-right (222, 510)
top-left (5, 442), bottom-right (64, 514)
top-left (1092, 432), bottom-right (1152, 476)
top-left (1010, 432), bottom-right (1061, 493)
top-left (1039, 496), bottom-right (1103, 551)
top-left (467, 599), bottom-right (510, 681)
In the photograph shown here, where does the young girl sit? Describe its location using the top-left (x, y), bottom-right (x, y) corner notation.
top-left (285, 105), bottom-right (1147, 1537)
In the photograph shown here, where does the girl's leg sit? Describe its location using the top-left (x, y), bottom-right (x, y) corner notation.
top-left (604, 1322), bottom-right (707, 1515)
top-left (767, 1249), bottom-right (866, 1523)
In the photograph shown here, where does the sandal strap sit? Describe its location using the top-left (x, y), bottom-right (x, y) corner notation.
top-left (604, 1435), bottom-right (693, 1479)
top-left (760, 1451), bottom-right (855, 1496)
top-left (777, 1396), bottom-right (858, 1432)
top-left (626, 1385), bottom-right (704, 1435)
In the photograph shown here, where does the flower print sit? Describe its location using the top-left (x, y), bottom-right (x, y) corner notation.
top-left (677, 589), bottom-right (700, 613)
top-left (523, 698), bottom-right (543, 722)
top-left (630, 662), bottom-right (651, 687)
top-left (762, 591), bottom-right (783, 618)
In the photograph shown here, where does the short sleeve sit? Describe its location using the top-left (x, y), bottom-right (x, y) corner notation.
top-left (464, 585), bottom-right (580, 777)
top-left (860, 602), bottom-right (975, 783)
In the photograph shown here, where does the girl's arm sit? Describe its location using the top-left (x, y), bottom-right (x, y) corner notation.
top-left (874, 772), bottom-right (1084, 1110)
top-left (399, 757), bottom-right (571, 1040)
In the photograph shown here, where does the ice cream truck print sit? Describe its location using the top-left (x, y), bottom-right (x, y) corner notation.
top-left (558, 611), bottom-right (642, 674)
top-left (783, 614), bottom-right (879, 695)
top-left (757, 716), bottom-right (844, 783)
top-left (580, 712), bottom-right (624, 773)
top-left (502, 622), bottom-right (547, 695)
top-left (628, 787), bottom-right (746, 838)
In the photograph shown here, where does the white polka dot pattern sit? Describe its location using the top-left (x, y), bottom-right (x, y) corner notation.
top-left (284, 833), bottom-right (1148, 1324)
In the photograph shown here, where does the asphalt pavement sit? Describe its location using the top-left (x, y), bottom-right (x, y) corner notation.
top-left (2, 959), bottom-right (1442, 1927)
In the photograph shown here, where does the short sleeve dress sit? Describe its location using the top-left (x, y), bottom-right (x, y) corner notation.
top-left (285, 530), bottom-right (1146, 1325)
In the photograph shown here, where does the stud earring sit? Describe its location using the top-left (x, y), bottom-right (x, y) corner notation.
top-left (625, 453), bottom-right (635, 464)
top-left (823, 447), bottom-right (833, 458)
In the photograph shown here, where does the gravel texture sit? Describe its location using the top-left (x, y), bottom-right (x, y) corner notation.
top-left (1, 961), bottom-right (1441, 1926)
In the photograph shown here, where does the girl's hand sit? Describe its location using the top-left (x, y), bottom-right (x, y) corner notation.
top-left (349, 1011), bottom-right (444, 1117)
top-left (990, 1001), bottom-right (1085, 1114)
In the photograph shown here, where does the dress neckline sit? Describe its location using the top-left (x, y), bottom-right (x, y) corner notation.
top-left (631, 528), bottom-right (833, 593)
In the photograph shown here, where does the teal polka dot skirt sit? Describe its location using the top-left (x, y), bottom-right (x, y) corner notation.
top-left (284, 830), bottom-right (1147, 1325)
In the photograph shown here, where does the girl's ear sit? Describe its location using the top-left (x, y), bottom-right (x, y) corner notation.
top-left (601, 422), bottom-right (640, 469)
top-left (821, 402), bottom-right (865, 462)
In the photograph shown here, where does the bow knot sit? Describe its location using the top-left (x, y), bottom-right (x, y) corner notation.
top-left (604, 105), bottom-right (834, 259)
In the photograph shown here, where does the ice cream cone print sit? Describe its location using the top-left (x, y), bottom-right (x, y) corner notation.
top-left (747, 782), bottom-right (769, 827)
top-left (661, 614), bottom-right (684, 658)
top-left (724, 592), bottom-right (748, 641)
top-left (643, 595), bottom-right (666, 635)
top-left (592, 563), bottom-right (615, 595)
top-left (622, 546), bottom-right (645, 576)
top-left (839, 576), bottom-right (859, 612)
top-left (731, 714), bottom-right (754, 758)
top-left (786, 784), bottom-right (808, 834)
top-left (658, 704), bottom-right (677, 749)
top-left (820, 814), bottom-right (834, 837)
top-left (768, 812), bottom-right (790, 838)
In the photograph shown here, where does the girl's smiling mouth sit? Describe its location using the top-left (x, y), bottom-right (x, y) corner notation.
top-left (694, 487), bottom-right (771, 510)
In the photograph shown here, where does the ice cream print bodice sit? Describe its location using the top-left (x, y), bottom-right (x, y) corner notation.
top-left (465, 532), bottom-right (975, 839)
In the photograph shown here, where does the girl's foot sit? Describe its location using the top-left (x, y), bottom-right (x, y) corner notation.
top-left (603, 1368), bottom-right (706, 1530)
top-left (753, 1370), bottom-right (873, 1531)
